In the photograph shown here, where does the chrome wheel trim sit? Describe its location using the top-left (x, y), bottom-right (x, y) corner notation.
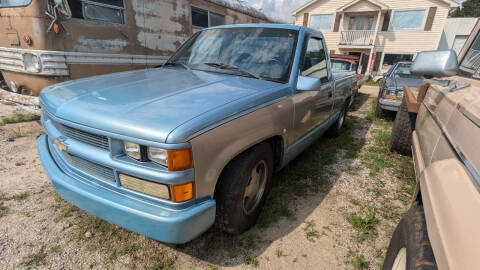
top-left (338, 109), bottom-right (345, 129)
top-left (243, 160), bottom-right (268, 215)
top-left (391, 248), bottom-right (407, 270)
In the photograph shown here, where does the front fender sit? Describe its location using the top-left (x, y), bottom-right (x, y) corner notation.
top-left (189, 98), bottom-right (293, 199)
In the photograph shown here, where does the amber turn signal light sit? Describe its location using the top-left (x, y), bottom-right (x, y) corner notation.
top-left (170, 182), bottom-right (195, 203)
top-left (167, 148), bottom-right (193, 171)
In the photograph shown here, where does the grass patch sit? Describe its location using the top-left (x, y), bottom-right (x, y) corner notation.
top-left (362, 78), bottom-right (379, 86)
top-left (346, 248), bottom-right (370, 270)
top-left (0, 202), bottom-right (8, 217)
top-left (244, 257), bottom-right (259, 267)
top-left (20, 249), bottom-right (47, 269)
top-left (275, 249), bottom-right (286, 257)
top-left (0, 192), bottom-right (29, 201)
top-left (1, 112), bottom-right (39, 126)
top-left (347, 207), bottom-right (379, 243)
top-left (303, 220), bottom-right (321, 242)
top-left (258, 113), bottom-right (366, 228)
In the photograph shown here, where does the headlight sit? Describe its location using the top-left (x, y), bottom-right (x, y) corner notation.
top-left (23, 53), bottom-right (41, 73)
top-left (148, 147), bottom-right (168, 167)
top-left (148, 147), bottom-right (193, 171)
top-left (124, 141), bottom-right (141, 160)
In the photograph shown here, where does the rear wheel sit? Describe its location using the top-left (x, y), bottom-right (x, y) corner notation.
top-left (215, 143), bottom-right (274, 234)
top-left (383, 205), bottom-right (437, 270)
top-left (327, 102), bottom-right (348, 137)
top-left (388, 97), bottom-right (416, 156)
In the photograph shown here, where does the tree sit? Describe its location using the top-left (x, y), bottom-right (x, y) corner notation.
top-left (450, 0), bottom-right (480, 17)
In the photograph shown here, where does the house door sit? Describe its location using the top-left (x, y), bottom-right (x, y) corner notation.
top-left (361, 54), bottom-right (369, 74)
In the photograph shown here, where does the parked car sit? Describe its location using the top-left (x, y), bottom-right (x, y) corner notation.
top-left (384, 22), bottom-right (480, 269)
top-left (37, 24), bottom-right (358, 244)
top-left (376, 62), bottom-right (423, 116)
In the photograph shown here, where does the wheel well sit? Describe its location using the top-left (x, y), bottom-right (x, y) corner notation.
top-left (213, 136), bottom-right (284, 198)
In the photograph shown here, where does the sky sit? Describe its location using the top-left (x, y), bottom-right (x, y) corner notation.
top-left (243, 0), bottom-right (466, 23)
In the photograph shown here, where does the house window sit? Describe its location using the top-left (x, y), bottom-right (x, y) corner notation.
top-left (391, 10), bottom-right (425, 30)
top-left (310, 14), bottom-right (333, 31)
top-left (68, 0), bottom-right (126, 24)
top-left (191, 6), bottom-right (226, 28)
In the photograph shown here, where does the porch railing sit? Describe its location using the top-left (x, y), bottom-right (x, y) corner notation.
top-left (339, 30), bottom-right (376, 46)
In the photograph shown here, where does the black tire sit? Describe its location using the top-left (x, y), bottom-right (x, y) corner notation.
top-left (214, 142), bottom-right (274, 234)
top-left (383, 205), bottom-right (437, 270)
top-left (327, 102), bottom-right (348, 137)
top-left (388, 97), bottom-right (416, 156)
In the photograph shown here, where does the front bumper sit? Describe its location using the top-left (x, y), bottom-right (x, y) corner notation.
top-left (378, 97), bottom-right (402, 112)
top-left (37, 134), bottom-right (216, 244)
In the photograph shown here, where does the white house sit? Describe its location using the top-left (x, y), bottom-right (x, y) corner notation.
top-left (292, 0), bottom-right (459, 75)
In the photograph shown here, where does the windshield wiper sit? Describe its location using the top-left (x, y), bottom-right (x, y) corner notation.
top-left (163, 61), bottom-right (191, 70)
top-left (202, 62), bottom-right (263, 80)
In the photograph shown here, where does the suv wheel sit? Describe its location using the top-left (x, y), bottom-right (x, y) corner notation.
top-left (388, 97), bottom-right (416, 156)
top-left (383, 205), bottom-right (437, 270)
top-left (215, 142), bottom-right (273, 234)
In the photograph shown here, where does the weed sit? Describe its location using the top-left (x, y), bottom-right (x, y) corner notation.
top-left (244, 257), bottom-right (259, 267)
top-left (227, 250), bottom-right (237, 258)
top-left (0, 202), bottom-right (8, 217)
top-left (303, 220), bottom-right (321, 242)
top-left (350, 199), bottom-right (361, 206)
top-left (50, 245), bottom-right (61, 253)
top-left (1, 112), bottom-right (39, 126)
top-left (347, 208), bottom-right (379, 242)
top-left (244, 233), bottom-right (257, 249)
top-left (12, 192), bottom-right (29, 201)
top-left (346, 248), bottom-right (370, 270)
top-left (322, 225), bottom-right (332, 232)
top-left (20, 249), bottom-right (47, 268)
top-left (275, 249), bottom-right (286, 257)
top-left (145, 254), bottom-right (177, 270)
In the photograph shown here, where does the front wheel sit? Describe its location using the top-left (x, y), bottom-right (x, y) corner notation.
top-left (214, 143), bottom-right (274, 234)
top-left (383, 205), bottom-right (437, 270)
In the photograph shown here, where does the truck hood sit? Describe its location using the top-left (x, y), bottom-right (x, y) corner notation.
top-left (40, 68), bottom-right (283, 143)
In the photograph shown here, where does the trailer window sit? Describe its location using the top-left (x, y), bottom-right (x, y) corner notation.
top-left (0, 0), bottom-right (31, 8)
top-left (191, 6), bottom-right (226, 28)
top-left (68, 0), bottom-right (125, 24)
top-left (459, 29), bottom-right (480, 79)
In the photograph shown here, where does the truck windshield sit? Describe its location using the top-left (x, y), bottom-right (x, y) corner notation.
top-left (0, 0), bottom-right (31, 7)
top-left (168, 28), bottom-right (298, 83)
top-left (459, 29), bottom-right (480, 80)
top-left (332, 60), bottom-right (351, 71)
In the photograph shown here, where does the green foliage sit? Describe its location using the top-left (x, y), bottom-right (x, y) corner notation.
top-left (347, 208), bottom-right (379, 242)
top-left (450, 0), bottom-right (480, 17)
top-left (346, 248), bottom-right (370, 270)
top-left (0, 112), bottom-right (39, 126)
top-left (362, 78), bottom-right (379, 86)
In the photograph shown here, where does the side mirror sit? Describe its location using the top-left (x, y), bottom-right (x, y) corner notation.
top-left (412, 50), bottom-right (458, 77)
top-left (297, 75), bottom-right (321, 91)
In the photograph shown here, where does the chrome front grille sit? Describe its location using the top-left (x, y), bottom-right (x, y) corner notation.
top-left (55, 123), bottom-right (110, 150)
top-left (63, 153), bottom-right (116, 184)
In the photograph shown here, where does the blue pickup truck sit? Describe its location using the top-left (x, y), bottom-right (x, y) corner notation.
top-left (38, 24), bottom-right (358, 243)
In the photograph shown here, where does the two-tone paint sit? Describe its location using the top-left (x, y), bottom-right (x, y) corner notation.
top-left (38, 24), bottom-right (357, 243)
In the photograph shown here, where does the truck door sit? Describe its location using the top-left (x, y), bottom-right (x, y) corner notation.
top-left (290, 36), bottom-right (334, 142)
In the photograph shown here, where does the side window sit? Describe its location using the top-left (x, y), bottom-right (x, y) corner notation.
top-left (301, 37), bottom-right (328, 82)
top-left (68, 0), bottom-right (125, 24)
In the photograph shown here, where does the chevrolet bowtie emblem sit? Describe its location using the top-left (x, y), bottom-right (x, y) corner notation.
top-left (53, 138), bottom-right (67, 152)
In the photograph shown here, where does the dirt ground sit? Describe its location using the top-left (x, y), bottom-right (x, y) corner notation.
top-left (0, 89), bottom-right (415, 270)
